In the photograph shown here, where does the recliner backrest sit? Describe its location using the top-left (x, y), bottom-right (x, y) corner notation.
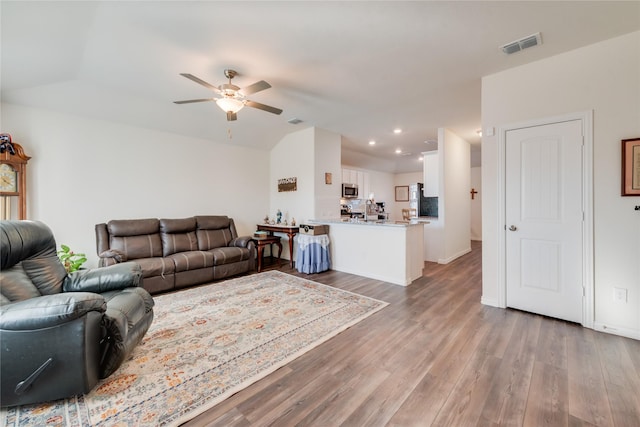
top-left (107, 219), bottom-right (162, 260)
top-left (195, 216), bottom-right (237, 250)
top-left (0, 221), bottom-right (67, 303)
top-left (159, 217), bottom-right (198, 256)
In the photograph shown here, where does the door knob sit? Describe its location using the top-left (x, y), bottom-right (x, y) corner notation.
top-left (509, 225), bottom-right (517, 231)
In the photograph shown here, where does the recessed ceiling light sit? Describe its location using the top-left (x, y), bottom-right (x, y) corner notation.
top-left (393, 128), bottom-right (402, 134)
top-left (369, 140), bottom-right (376, 145)
top-left (395, 148), bottom-right (402, 154)
top-left (419, 156), bottom-right (423, 161)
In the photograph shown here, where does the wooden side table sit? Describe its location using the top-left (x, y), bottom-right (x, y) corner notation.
top-left (256, 224), bottom-right (299, 268)
top-left (253, 236), bottom-right (283, 273)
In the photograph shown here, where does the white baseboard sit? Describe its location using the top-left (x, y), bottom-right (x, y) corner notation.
top-left (438, 247), bottom-right (472, 264)
top-left (481, 296), bottom-right (502, 308)
top-left (593, 322), bottom-right (640, 340)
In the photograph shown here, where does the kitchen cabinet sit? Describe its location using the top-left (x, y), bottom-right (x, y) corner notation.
top-left (423, 151), bottom-right (439, 197)
top-left (341, 168), bottom-right (370, 200)
top-left (342, 169), bottom-right (351, 185)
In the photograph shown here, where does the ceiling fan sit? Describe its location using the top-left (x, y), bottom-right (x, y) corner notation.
top-left (174, 69), bottom-right (283, 121)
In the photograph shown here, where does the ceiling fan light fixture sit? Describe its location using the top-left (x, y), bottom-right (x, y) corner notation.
top-left (216, 97), bottom-right (244, 114)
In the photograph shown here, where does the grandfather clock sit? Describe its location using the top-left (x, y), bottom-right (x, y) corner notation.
top-left (0, 135), bottom-right (31, 220)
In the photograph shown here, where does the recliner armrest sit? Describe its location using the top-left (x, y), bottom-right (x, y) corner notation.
top-left (229, 236), bottom-right (252, 248)
top-left (0, 292), bottom-right (106, 330)
top-left (63, 262), bottom-right (143, 294)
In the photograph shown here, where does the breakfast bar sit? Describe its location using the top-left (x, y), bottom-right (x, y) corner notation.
top-left (307, 219), bottom-right (425, 286)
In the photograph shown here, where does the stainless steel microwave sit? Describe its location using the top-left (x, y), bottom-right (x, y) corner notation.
top-left (342, 183), bottom-right (358, 198)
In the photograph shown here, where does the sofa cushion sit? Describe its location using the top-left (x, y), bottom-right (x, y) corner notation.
top-left (130, 257), bottom-right (175, 278)
top-left (107, 219), bottom-right (162, 260)
top-left (209, 247), bottom-right (250, 265)
top-left (196, 216), bottom-right (235, 250)
top-left (160, 218), bottom-right (198, 256)
top-left (107, 219), bottom-right (159, 236)
top-left (167, 251), bottom-right (214, 272)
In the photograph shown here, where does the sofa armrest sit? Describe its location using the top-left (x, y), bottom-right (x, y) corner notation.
top-left (229, 236), bottom-right (253, 248)
top-left (63, 262), bottom-right (143, 294)
top-left (0, 293), bottom-right (106, 330)
top-left (98, 248), bottom-right (127, 263)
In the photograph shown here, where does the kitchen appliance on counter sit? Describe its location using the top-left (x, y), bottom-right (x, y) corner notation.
top-left (375, 202), bottom-right (389, 220)
top-left (340, 199), bottom-right (365, 219)
top-left (365, 200), bottom-right (389, 221)
top-left (342, 183), bottom-right (358, 198)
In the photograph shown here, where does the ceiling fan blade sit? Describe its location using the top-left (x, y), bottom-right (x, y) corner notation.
top-left (227, 111), bottom-right (237, 121)
top-left (173, 98), bottom-right (216, 104)
top-left (179, 73), bottom-right (221, 94)
top-left (245, 100), bottom-right (283, 115)
top-left (240, 80), bottom-right (271, 96)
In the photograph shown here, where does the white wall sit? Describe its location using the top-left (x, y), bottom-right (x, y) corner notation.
top-left (270, 126), bottom-right (342, 260)
top-left (367, 169), bottom-right (395, 213)
top-left (440, 128), bottom-right (471, 263)
top-left (393, 171), bottom-right (422, 221)
top-left (481, 31), bottom-right (640, 339)
top-left (1, 103), bottom-right (270, 268)
top-left (314, 128), bottom-right (342, 220)
top-left (470, 166), bottom-right (482, 241)
top-left (270, 127), bottom-right (315, 226)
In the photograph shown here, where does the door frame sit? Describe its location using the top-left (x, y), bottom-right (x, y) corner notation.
top-left (496, 111), bottom-right (594, 328)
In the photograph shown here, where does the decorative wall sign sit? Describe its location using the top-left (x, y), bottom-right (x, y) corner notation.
top-left (622, 138), bottom-right (640, 196)
top-left (278, 177), bottom-right (297, 192)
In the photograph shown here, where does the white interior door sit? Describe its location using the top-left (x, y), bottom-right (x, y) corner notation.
top-left (505, 119), bottom-right (584, 323)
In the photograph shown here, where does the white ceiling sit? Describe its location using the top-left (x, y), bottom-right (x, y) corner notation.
top-left (2, 1), bottom-right (639, 173)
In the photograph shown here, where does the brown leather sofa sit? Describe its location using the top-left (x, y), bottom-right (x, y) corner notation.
top-left (96, 216), bottom-right (256, 295)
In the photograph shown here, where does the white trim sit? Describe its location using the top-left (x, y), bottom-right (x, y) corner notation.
top-left (593, 322), bottom-right (640, 340)
top-left (438, 247), bottom-right (472, 264)
top-left (481, 296), bottom-right (501, 307)
top-left (497, 111), bottom-right (594, 328)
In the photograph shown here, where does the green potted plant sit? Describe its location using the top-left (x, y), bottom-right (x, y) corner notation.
top-left (57, 244), bottom-right (87, 273)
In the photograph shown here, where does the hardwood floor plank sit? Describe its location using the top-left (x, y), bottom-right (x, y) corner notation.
top-left (180, 242), bottom-right (640, 427)
top-left (478, 312), bottom-right (542, 426)
top-left (535, 318), bottom-right (570, 369)
top-left (594, 334), bottom-right (640, 426)
top-left (567, 332), bottom-right (615, 426)
top-left (295, 364), bottom-right (390, 426)
top-left (523, 361), bottom-right (569, 427)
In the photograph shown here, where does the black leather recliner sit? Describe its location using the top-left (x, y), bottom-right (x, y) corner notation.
top-left (0, 220), bottom-right (154, 407)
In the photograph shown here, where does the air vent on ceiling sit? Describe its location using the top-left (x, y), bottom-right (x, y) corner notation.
top-left (288, 118), bottom-right (303, 125)
top-left (501, 32), bottom-right (542, 55)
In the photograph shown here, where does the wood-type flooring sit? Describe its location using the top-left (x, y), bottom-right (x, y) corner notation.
top-left (183, 241), bottom-right (640, 426)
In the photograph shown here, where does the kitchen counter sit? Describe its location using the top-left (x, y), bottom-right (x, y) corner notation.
top-left (307, 219), bottom-right (424, 286)
top-left (311, 218), bottom-right (429, 227)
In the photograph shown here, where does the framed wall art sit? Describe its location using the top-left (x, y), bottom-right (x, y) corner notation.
top-left (395, 185), bottom-right (409, 202)
top-left (621, 138), bottom-right (640, 196)
top-left (278, 177), bottom-right (297, 192)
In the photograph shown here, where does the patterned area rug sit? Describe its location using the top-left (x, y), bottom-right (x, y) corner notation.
top-left (1, 271), bottom-right (387, 426)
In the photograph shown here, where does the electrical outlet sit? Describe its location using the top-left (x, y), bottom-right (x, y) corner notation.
top-left (613, 287), bottom-right (628, 303)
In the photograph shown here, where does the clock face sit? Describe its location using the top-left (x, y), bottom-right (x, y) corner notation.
top-left (0, 163), bottom-right (17, 193)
